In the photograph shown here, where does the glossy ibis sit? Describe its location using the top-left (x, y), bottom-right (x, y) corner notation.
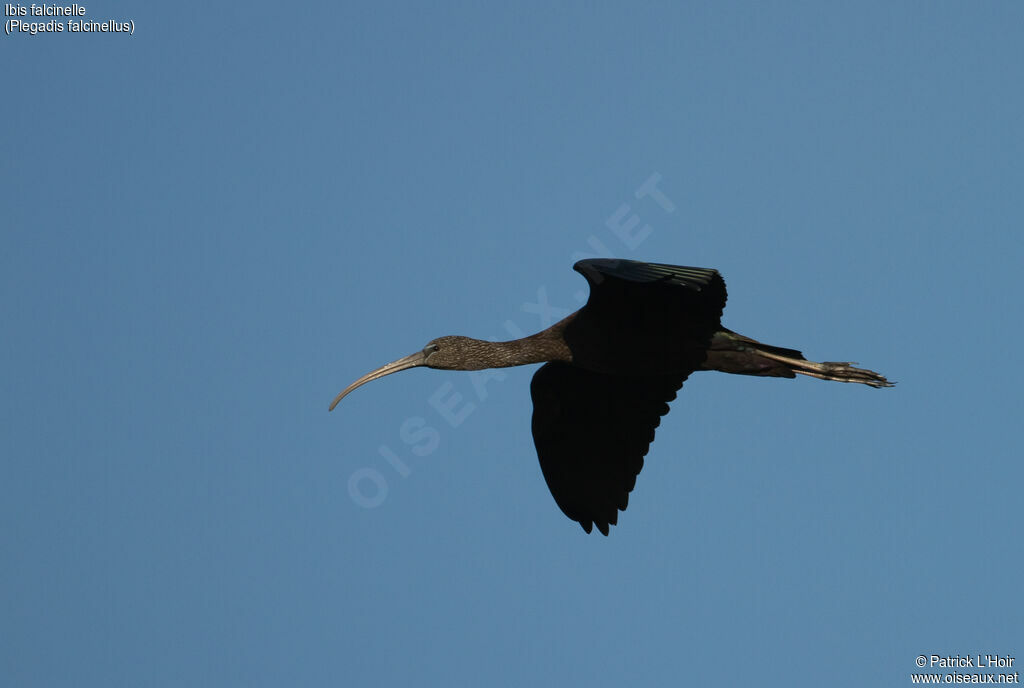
top-left (331, 259), bottom-right (892, 535)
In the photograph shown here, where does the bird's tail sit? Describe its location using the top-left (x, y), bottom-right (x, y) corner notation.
top-left (706, 329), bottom-right (894, 388)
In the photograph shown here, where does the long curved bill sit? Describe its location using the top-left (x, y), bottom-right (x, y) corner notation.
top-left (329, 350), bottom-right (427, 411)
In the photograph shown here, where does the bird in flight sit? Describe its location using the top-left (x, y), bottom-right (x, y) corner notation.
top-left (331, 259), bottom-right (892, 535)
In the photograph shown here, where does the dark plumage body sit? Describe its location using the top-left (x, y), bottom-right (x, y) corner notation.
top-left (331, 259), bottom-right (892, 535)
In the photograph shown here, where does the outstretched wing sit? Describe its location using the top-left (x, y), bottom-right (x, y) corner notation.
top-left (573, 258), bottom-right (727, 333)
top-left (530, 362), bottom-right (686, 535)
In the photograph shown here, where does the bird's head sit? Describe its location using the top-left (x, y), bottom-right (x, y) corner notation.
top-left (329, 335), bottom-right (487, 411)
top-left (419, 335), bottom-right (494, 370)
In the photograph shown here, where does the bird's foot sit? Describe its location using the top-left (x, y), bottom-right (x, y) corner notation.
top-left (754, 351), bottom-right (894, 388)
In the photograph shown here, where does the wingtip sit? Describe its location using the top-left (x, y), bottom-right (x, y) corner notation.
top-left (578, 518), bottom-right (613, 535)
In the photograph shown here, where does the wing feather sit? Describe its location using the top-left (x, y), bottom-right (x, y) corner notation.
top-left (574, 258), bottom-right (727, 328)
top-left (530, 362), bottom-right (686, 535)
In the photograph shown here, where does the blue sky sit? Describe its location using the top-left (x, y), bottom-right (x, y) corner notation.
top-left (3, 2), bottom-right (1022, 686)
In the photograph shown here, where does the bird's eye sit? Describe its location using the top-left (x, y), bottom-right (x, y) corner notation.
top-left (424, 343), bottom-right (440, 355)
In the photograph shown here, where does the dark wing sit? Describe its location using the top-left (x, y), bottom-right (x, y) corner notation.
top-left (530, 362), bottom-right (686, 535)
top-left (573, 258), bottom-right (727, 330)
top-left (568, 259), bottom-right (728, 377)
